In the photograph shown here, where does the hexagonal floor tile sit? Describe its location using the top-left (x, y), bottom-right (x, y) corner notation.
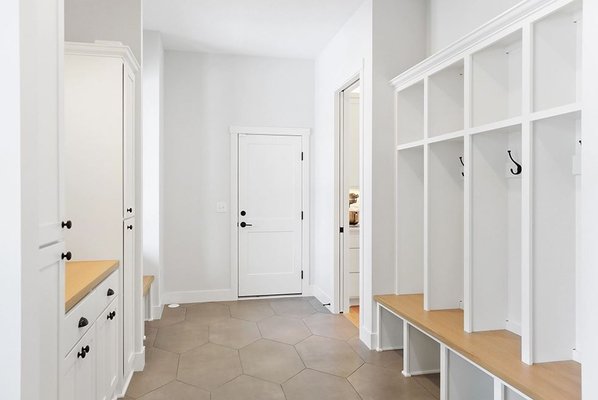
top-left (240, 339), bottom-right (304, 384)
top-left (347, 337), bottom-right (403, 369)
top-left (258, 315), bottom-right (311, 345)
top-left (184, 302), bottom-right (230, 325)
top-left (146, 306), bottom-right (186, 328)
top-left (177, 343), bottom-right (242, 391)
top-left (126, 347), bottom-right (179, 398)
top-left (153, 321), bottom-right (209, 353)
top-left (295, 336), bottom-right (363, 377)
top-left (229, 300), bottom-right (274, 322)
top-left (137, 381), bottom-right (210, 400)
top-left (348, 363), bottom-right (437, 400)
top-left (209, 318), bottom-right (261, 349)
top-left (303, 313), bottom-right (358, 340)
top-left (414, 374), bottom-right (441, 399)
top-left (283, 369), bottom-right (361, 400)
top-left (211, 375), bottom-right (286, 400)
top-left (269, 298), bottom-right (317, 318)
top-left (306, 297), bottom-right (331, 314)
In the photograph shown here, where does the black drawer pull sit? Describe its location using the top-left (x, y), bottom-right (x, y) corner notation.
top-left (107, 288), bottom-right (115, 296)
top-left (126, 208), bottom-right (133, 213)
top-left (61, 220), bottom-right (72, 229)
top-left (127, 225), bottom-right (133, 230)
top-left (61, 251), bottom-right (72, 261)
top-left (78, 317), bottom-right (88, 328)
top-left (107, 311), bottom-right (116, 320)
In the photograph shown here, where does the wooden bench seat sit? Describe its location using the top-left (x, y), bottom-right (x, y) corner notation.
top-left (375, 294), bottom-right (580, 400)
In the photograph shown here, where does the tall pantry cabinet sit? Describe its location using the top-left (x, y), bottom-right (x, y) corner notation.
top-left (61, 42), bottom-right (140, 399)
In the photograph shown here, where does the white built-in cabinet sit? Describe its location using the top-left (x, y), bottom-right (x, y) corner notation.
top-left (62, 42), bottom-right (139, 400)
top-left (393, 0), bottom-right (582, 378)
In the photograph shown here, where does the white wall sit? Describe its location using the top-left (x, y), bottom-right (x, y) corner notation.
top-left (427, 0), bottom-right (520, 54)
top-left (64, 0), bottom-right (143, 61)
top-left (0, 0), bottom-right (22, 397)
top-left (162, 52), bottom-right (314, 302)
top-left (312, 0), bottom-right (372, 308)
top-left (143, 31), bottom-right (164, 316)
top-left (312, 0), bottom-right (426, 346)
top-left (581, 0), bottom-right (598, 397)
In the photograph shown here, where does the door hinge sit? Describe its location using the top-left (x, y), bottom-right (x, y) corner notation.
top-left (340, 227), bottom-right (344, 233)
top-left (301, 211), bottom-right (304, 220)
top-left (301, 152), bottom-right (304, 161)
top-left (301, 270), bottom-right (304, 279)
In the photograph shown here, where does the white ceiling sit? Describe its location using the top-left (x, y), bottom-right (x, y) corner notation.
top-left (143, 0), bottom-right (366, 59)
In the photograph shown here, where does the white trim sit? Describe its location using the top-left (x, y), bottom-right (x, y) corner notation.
top-left (162, 289), bottom-right (237, 305)
top-left (390, 0), bottom-right (570, 89)
top-left (65, 41), bottom-right (140, 73)
top-left (333, 68), bottom-right (365, 317)
top-left (311, 285), bottom-right (332, 309)
top-left (230, 126), bottom-right (311, 136)
top-left (229, 127), bottom-right (311, 298)
top-left (133, 348), bottom-right (145, 372)
top-left (151, 305), bottom-right (163, 321)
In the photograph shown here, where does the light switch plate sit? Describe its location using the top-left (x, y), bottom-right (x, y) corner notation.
top-left (216, 201), bottom-right (227, 213)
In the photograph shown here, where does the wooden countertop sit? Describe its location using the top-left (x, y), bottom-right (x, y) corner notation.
top-left (375, 294), bottom-right (580, 400)
top-left (65, 260), bottom-right (119, 312)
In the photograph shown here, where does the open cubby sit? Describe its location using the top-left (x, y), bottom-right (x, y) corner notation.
top-left (405, 325), bottom-right (440, 376)
top-left (472, 31), bottom-right (522, 127)
top-left (531, 113), bottom-right (580, 362)
top-left (533, 1), bottom-right (582, 112)
top-left (428, 138), bottom-right (464, 310)
top-left (447, 350), bottom-right (494, 400)
top-left (429, 61), bottom-right (464, 137)
top-left (506, 387), bottom-right (528, 400)
top-left (397, 82), bottom-right (424, 145)
top-left (397, 147), bottom-right (424, 294)
top-left (471, 126), bottom-right (522, 333)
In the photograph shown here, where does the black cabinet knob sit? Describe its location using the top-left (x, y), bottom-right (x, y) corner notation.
top-left (77, 349), bottom-right (86, 359)
top-left (107, 311), bottom-right (116, 320)
top-left (83, 345), bottom-right (90, 353)
top-left (127, 225), bottom-right (133, 230)
top-left (61, 220), bottom-right (72, 229)
top-left (61, 251), bottom-right (72, 261)
top-left (127, 208), bottom-right (133, 213)
top-left (240, 210), bottom-right (246, 216)
top-left (240, 222), bottom-right (253, 228)
top-left (107, 288), bottom-right (115, 296)
top-left (78, 317), bottom-right (88, 328)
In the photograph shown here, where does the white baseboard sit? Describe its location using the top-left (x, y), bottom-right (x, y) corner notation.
top-left (310, 285), bottom-right (332, 311)
top-left (572, 348), bottom-right (581, 362)
top-left (360, 325), bottom-right (374, 349)
top-left (150, 305), bottom-right (163, 321)
top-left (506, 320), bottom-right (521, 336)
top-left (133, 347), bottom-right (146, 372)
top-left (408, 369), bottom-right (441, 376)
top-left (162, 289), bottom-right (237, 304)
top-left (114, 369), bottom-right (134, 400)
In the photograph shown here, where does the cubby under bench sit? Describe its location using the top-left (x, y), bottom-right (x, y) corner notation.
top-left (375, 294), bottom-right (580, 400)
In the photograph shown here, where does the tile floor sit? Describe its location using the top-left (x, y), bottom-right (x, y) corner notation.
top-left (122, 297), bottom-right (440, 400)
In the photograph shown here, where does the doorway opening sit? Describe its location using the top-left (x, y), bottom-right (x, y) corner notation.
top-left (338, 79), bottom-right (361, 327)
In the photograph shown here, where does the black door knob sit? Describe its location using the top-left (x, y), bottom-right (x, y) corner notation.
top-left (78, 317), bottom-right (89, 328)
top-left (61, 251), bottom-right (72, 261)
top-left (77, 349), bottom-right (86, 359)
top-left (127, 208), bottom-right (133, 213)
top-left (61, 220), bottom-right (72, 229)
top-left (240, 210), bottom-right (246, 216)
top-left (127, 225), bottom-right (133, 230)
top-left (107, 288), bottom-right (115, 296)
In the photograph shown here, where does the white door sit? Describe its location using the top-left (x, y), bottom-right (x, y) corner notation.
top-left (123, 219), bottom-right (135, 373)
top-left (61, 327), bottom-right (97, 400)
top-left (238, 134), bottom-right (303, 296)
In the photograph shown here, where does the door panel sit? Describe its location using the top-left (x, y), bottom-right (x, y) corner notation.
top-left (123, 218), bottom-right (135, 374)
top-left (123, 65), bottom-right (136, 218)
top-left (238, 134), bottom-right (302, 296)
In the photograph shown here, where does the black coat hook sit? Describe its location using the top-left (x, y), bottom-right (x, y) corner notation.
top-left (507, 150), bottom-right (522, 175)
top-left (459, 156), bottom-right (464, 177)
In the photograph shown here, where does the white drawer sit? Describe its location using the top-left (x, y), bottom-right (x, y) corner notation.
top-left (348, 248), bottom-right (360, 273)
top-left (349, 228), bottom-right (360, 249)
top-left (63, 290), bottom-right (98, 356)
top-left (95, 271), bottom-right (119, 316)
top-left (348, 272), bottom-right (360, 298)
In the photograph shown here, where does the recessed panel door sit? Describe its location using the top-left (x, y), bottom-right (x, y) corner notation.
top-left (238, 134), bottom-right (303, 296)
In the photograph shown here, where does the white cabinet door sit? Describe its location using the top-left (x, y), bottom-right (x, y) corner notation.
top-left (123, 218), bottom-right (136, 374)
top-left (61, 325), bottom-right (97, 400)
top-left (96, 299), bottom-right (119, 400)
top-left (123, 64), bottom-right (136, 218)
top-left (238, 134), bottom-right (303, 296)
